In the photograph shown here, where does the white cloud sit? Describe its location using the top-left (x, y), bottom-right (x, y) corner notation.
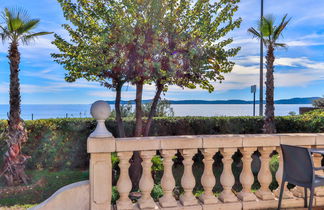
top-left (0, 79), bottom-right (101, 94)
top-left (0, 36), bottom-right (56, 60)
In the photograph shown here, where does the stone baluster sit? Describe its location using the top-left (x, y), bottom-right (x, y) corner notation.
top-left (138, 151), bottom-right (156, 209)
top-left (255, 147), bottom-right (275, 200)
top-left (180, 149), bottom-right (198, 206)
top-left (237, 147), bottom-right (257, 201)
top-left (159, 149), bottom-right (178, 208)
top-left (199, 149), bottom-right (218, 204)
top-left (219, 148), bottom-right (238, 203)
top-left (116, 152), bottom-right (133, 209)
top-left (273, 147), bottom-right (293, 199)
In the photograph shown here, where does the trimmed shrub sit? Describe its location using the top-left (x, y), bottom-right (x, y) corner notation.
top-left (0, 115), bottom-right (323, 170)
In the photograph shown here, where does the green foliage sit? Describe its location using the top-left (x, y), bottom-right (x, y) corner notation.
top-left (151, 184), bottom-right (163, 200)
top-left (0, 170), bottom-right (88, 206)
top-left (248, 14), bottom-right (291, 48)
top-left (303, 109), bottom-right (324, 117)
top-left (0, 115), bottom-right (323, 171)
top-left (313, 97), bottom-right (324, 108)
top-left (0, 8), bottom-right (52, 44)
top-left (110, 99), bottom-right (174, 119)
top-left (53, 0), bottom-right (243, 136)
top-left (53, 0), bottom-right (242, 90)
top-left (143, 99), bottom-right (174, 117)
top-left (110, 102), bottom-right (134, 118)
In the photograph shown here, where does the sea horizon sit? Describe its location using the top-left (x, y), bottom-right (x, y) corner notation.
top-left (0, 103), bottom-right (313, 120)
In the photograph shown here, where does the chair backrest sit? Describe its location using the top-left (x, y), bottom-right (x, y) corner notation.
top-left (281, 144), bottom-right (314, 185)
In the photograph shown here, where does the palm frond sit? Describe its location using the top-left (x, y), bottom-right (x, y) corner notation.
top-left (0, 25), bottom-right (10, 42)
top-left (248, 27), bottom-right (270, 47)
top-left (1, 7), bottom-right (52, 44)
top-left (21, 31), bottom-right (53, 44)
top-left (274, 42), bottom-right (287, 48)
top-left (8, 7), bottom-right (30, 23)
top-left (273, 14), bottom-right (291, 41)
top-left (24, 31), bottom-right (53, 39)
top-left (0, 32), bottom-right (6, 42)
top-left (18, 19), bottom-right (40, 34)
top-left (4, 8), bottom-right (14, 32)
top-left (261, 15), bottom-right (274, 37)
top-left (248, 27), bottom-right (262, 38)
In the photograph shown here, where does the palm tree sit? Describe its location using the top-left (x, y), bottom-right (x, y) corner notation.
top-left (248, 14), bottom-right (290, 134)
top-left (0, 8), bottom-right (52, 185)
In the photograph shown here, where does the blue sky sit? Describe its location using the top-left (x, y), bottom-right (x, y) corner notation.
top-left (0, 0), bottom-right (323, 104)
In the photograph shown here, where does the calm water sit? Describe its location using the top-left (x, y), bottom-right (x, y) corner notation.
top-left (0, 104), bottom-right (312, 120)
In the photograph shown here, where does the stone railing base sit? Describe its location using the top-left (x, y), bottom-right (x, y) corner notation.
top-left (29, 180), bottom-right (89, 210)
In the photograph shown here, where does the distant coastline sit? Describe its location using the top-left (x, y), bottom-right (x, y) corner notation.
top-left (107, 97), bottom-right (318, 105)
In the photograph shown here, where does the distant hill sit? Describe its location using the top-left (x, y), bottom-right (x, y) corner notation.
top-left (107, 97), bottom-right (320, 105)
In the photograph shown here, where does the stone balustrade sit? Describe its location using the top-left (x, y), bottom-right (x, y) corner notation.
top-left (83, 101), bottom-right (324, 210)
top-left (88, 133), bottom-right (324, 210)
top-left (31, 101), bottom-right (324, 210)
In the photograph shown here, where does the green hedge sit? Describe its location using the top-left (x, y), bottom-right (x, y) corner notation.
top-left (0, 115), bottom-right (323, 170)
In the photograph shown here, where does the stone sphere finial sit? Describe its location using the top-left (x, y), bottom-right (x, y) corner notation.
top-left (90, 100), bottom-right (112, 138)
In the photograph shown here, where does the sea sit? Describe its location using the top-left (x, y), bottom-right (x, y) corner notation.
top-left (0, 104), bottom-right (313, 120)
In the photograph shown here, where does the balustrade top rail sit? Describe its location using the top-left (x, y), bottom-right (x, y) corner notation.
top-left (88, 133), bottom-right (324, 153)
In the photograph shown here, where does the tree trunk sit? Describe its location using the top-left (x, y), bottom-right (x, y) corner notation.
top-left (2, 42), bottom-right (29, 186)
top-left (263, 45), bottom-right (276, 134)
top-left (130, 81), bottom-right (144, 191)
top-left (143, 82), bottom-right (163, 136)
top-left (134, 81), bottom-right (144, 137)
top-left (115, 82), bottom-right (125, 138)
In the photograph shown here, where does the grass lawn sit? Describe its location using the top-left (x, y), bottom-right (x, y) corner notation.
top-left (0, 170), bottom-right (89, 209)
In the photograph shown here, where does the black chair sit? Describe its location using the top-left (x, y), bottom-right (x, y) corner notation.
top-left (278, 144), bottom-right (324, 210)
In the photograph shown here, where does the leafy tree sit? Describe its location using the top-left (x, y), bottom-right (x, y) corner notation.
top-left (53, 0), bottom-right (242, 138)
top-left (52, 0), bottom-right (130, 137)
top-left (110, 99), bottom-right (174, 119)
top-left (143, 99), bottom-right (174, 118)
top-left (110, 102), bottom-right (135, 119)
top-left (248, 14), bottom-right (291, 134)
top-left (313, 97), bottom-right (324, 108)
top-left (53, 0), bottom-right (241, 189)
top-left (0, 8), bottom-right (52, 185)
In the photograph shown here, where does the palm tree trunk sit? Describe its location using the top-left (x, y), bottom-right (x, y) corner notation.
top-left (143, 82), bottom-right (163, 136)
top-left (2, 41), bottom-right (29, 186)
top-left (264, 45), bottom-right (276, 134)
top-left (8, 42), bottom-right (25, 142)
top-left (115, 82), bottom-right (125, 138)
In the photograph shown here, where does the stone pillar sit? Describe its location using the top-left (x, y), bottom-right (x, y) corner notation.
top-left (116, 152), bottom-right (133, 209)
top-left (159, 149), bottom-right (177, 208)
top-left (138, 151), bottom-right (156, 209)
top-left (199, 149), bottom-right (218, 204)
top-left (219, 148), bottom-right (238, 203)
top-left (237, 147), bottom-right (257, 201)
top-left (273, 147), bottom-right (293, 199)
top-left (180, 149), bottom-right (198, 206)
top-left (88, 100), bottom-right (114, 210)
top-left (255, 147), bottom-right (275, 200)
